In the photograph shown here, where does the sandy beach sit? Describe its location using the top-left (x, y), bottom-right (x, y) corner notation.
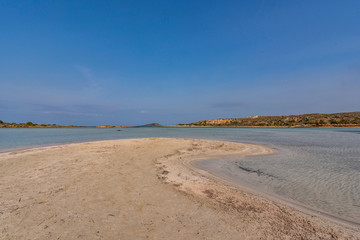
top-left (0, 138), bottom-right (359, 239)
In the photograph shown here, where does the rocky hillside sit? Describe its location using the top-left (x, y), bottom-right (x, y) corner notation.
top-left (180, 112), bottom-right (360, 127)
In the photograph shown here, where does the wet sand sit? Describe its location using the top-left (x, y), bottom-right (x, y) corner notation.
top-left (0, 138), bottom-right (359, 239)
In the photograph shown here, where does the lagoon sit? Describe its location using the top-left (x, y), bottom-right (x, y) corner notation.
top-left (1, 127), bottom-right (359, 224)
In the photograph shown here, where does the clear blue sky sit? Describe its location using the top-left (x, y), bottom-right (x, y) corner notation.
top-left (1, 1), bottom-right (359, 126)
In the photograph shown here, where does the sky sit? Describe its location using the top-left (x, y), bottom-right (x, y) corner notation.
top-left (0, 0), bottom-right (360, 126)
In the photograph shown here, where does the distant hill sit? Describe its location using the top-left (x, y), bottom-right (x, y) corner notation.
top-left (95, 123), bottom-right (163, 128)
top-left (0, 120), bottom-right (76, 128)
top-left (179, 112), bottom-right (360, 127)
top-left (135, 123), bottom-right (163, 127)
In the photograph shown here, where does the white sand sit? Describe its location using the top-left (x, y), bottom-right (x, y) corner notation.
top-left (0, 138), bottom-right (359, 239)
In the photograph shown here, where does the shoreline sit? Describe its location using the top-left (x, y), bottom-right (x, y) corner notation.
top-left (2, 139), bottom-right (357, 228)
top-left (1, 138), bottom-right (359, 239)
top-left (153, 138), bottom-right (360, 238)
top-left (192, 158), bottom-right (360, 228)
top-left (0, 138), bottom-right (122, 155)
top-left (155, 139), bottom-right (360, 227)
top-left (1, 125), bottom-right (360, 129)
top-left (174, 125), bottom-right (360, 128)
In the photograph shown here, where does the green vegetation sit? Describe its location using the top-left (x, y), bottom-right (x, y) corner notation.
top-left (26, 122), bottom-right (35, 126)
top-left (180, 112), bottom-right (360, 128)
top-left (0, 121), bottom-right (76, 128)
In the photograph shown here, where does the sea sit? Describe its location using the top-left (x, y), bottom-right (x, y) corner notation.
top-left (0, 127), bottom-right (359, 224)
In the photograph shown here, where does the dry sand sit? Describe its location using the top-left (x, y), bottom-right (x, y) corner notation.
top-left (0, 138), bottom-right (359, 239)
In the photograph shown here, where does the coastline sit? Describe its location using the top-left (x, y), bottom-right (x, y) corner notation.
top-left (155, 139), bottom-right (360, 234)
top-left (174, 125), bottom-right (360, 128)
top-left (1, 125), bottom-right (360, 129)
top-left (192, 158), bottom-right (360, 228)
top-left (0, 138), bottom-right (359, 239)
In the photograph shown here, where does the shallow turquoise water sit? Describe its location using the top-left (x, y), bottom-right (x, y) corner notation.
top-left (1, 127), bottom-right (359, 224)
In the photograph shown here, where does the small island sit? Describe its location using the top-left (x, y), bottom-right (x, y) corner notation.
top-left (95, 123), bottom-right (163, 128)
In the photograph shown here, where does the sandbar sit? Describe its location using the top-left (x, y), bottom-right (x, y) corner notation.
top-left (0, 138), bottom-right (359, 239)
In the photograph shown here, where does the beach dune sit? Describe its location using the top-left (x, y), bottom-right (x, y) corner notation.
top-left (0, 138), bottom-right (359, 239)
